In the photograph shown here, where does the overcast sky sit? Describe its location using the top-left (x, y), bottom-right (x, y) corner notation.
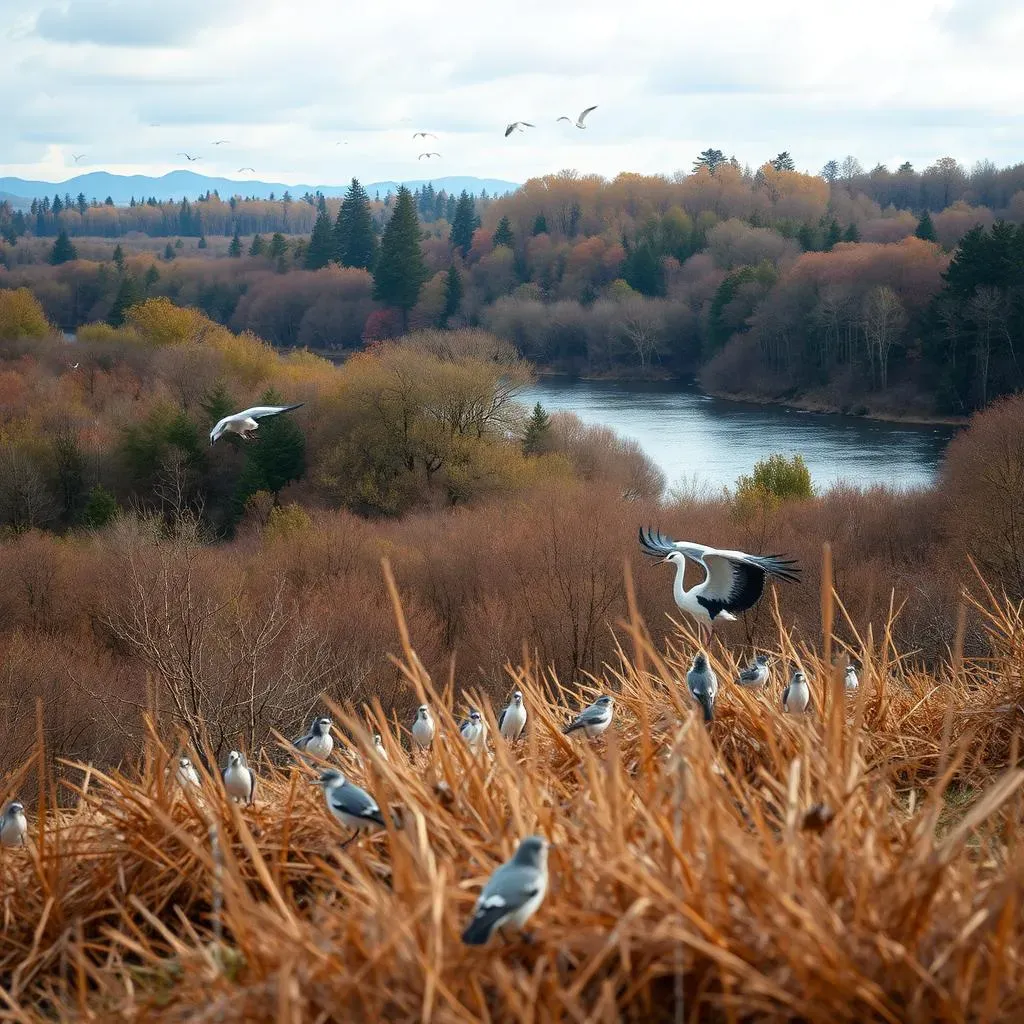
top-left (2, 0), bottom-right (1022, 186)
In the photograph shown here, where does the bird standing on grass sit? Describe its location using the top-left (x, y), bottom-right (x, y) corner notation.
top-left (412, 705), bottom-right (435, 749)
top-left (737, 654), bottom-right (771, 688)
top-left (176, 757), bottom-right (200, 788)
top-left (313, 769), bottom-right (386, 847)
top-left (373, 733), bottom-right (388, 760)
top-left (845, 665), bottom-right (859, 692)
top-left (687, 653), bottom-right (718, 723)
top-left (1, 801), bottom-right (27, 848)
top-left (294, 716), bottom-right (334, 760)
top-left (209, 403), bottom-right (304, 445)
top-left (459, 710), bottom-right (487, 752)
top-left (499, 690), bottom-right (527, 741)
top-left (782, 670), bottom-right (810, 714)
top-left (462, 836), bottom-right (551, 945)
top-left (563, 694), bottom-right (615, 738)
top-left (222, 751), bottom-right (255, 805)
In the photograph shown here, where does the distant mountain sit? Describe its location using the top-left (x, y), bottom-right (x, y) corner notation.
top-left (0, 191), bottom-right (32, 210)
top-left (0, 171), bottom-right (520, 206)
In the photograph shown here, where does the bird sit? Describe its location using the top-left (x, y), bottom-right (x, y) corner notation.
top-left (72, 154), bottom-right (86, 163)
top-left (504, 121), bottom-right (535, 137)
top-left (557, 105), bottom-right (598, 129)
top-left (412, 132), bottom-right (437, 139)
top-left (69, 362), bottom-right (80, 371)
top-left (639, 527), bottom-right (801, 639)
top-left (411, 705), bottom-right (435, 749)
top-left (373, 733), bottom-right (388, 761)
top-left (211, 139), bottom-right (230, 145)
top-left (563, 694), bottom-right (615, 738)
top-left (498, 690), bottom-right (527, 741)
top-left (418, 152), bottom-right (441, 160)
top-left (209, 403), bottom-right (304, 445)
top-left (686, 652), bottom-right (719, 723)
top-left (293, 716), bottom-right (334, 760)
top-left (222, 751), bottom-right (255, 805)
top-left (459, 710), bottom-right (487, 752)
top-left (176, 756), bottom-right (201, 788)
top-left (462, 835), bottom-right (550, 945)
top-left (782, 669), bottom-right (811, 714)
top-left (737, 654), bottom-right (771, 688)
top-left (177, 153), bottom-right (201, 161)
top-left (237, 167), bottom-right (255, 172)
top-left (1, 800), bottom-right (27, 848)
top-left (313, 769), bottom-right (387, 847)
top-left (844, 664), bottom-right (859, 692)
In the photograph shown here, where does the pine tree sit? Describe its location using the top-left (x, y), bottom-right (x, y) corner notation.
top-left (445, 194), bottom-right (456, 222)
top-left (248, 233), bottom-right (266, 257)
top-left (305, 209), bottom-right (334, 268)
top-left (522, 403), bottom-right (552, 455)
top-left (449, 191), bottom-right (478, 257)
top-left (49, 229), bottom-right (77, 265)
top-left (770, 151), bottom-right (795, 172)
top-left (82, 485), bottom-right (119, 529)
top-left (372, 185), bottom-right (427, 325)
top-left (915, 210), bottom-right (937, 242)
top-left (692, 148), bottom-right (726, 173)
top-left (493, 215), bottom-right (514, 248)
top-left (143, 264), bottom-right (160, 292)
top-left (268, 232), bottom-right (287, 261)
top-left (442, 264), bottom-right (463, 325)
top-left (333, 178), bottom-right (377, 269)
top-left (823, 218), bottom-right (842, 250)
top-left (532, 213), bottom-right (548, 236)
top-left (76, 193), bottom-right (87, 215)
top-left (163, 242), bottom-right (175, 260)
top-left (112, 244), bottom-right (125, 271)
top-left (52, 194), bottom-right (64, 214)
top-left (108, 274), bottom-right (142, 326)
top-left (232, 388), bottom-right (306, 516)
top-left (197, 235), bottom-right (208, 249)
top-left (843, 222), bottom-right (861, 242)
top-left (228, 230), bottom-right (243, 258)
top-left (201, 381), bottom-right (235, 426)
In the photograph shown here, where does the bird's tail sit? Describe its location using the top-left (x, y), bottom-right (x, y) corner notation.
top-left (461, 906), bottom-right (507, 946)
top-left (699, 695), bottom-right (715, 723)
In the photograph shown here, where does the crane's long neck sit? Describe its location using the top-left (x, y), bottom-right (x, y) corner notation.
top-left (672, 558), bottom-right (690, 608)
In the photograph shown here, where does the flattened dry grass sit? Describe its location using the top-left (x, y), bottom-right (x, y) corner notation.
top-left (1, 566), bottom-right (1023, 1023)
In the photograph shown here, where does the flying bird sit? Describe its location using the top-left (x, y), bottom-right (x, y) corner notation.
top-left (737, 654), bottom-right (771, 688)
top-left (462, 836), bottom-right (550, 945)
top-left (237, 167), bottom-right (255, 172)
top-left (782, 670), bottom-right (811, 714)
top-left (498, 690), bottom-right (527, 741)
top-left (638, 527), bottom-right (801, 639)
top-left (0, 801), bottom-right (27, 848)
top-left (686, 653), bottom-right (718, 723)
top-left (557, 105), bottom-right (598, 129)
top-left (563, 694), bottom-right (615, 738)
top-left (411, 705), bottom-right (435, 749)
top-left (177, 153), bottom-right (201, 161)
top-left (293, 716), bottom-right (334, 760)
top-left (459, 710), bottom-right (487, 753)
top-left (222, 751), bottom-right (256, 805)
top-left (412, 131), bottom-right (437, 139)
top-left (211, 140), bottom-right (230, 145)
top-left (418, 152), bottom-right (441, 160)
top-left (72, 154), bottom-right (86, 163)
top-left (176, 757), bottom-right (200, 788)
top-left (313, 769), bottom-right (387, 847)
top-left (504, 121), bottom-right (535, 137)
top-left (209, 403), bottom-right (304, 445)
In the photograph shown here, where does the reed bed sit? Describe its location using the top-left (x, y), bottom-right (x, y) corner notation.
top-left (1, 564), bottom-right (1023, 1023)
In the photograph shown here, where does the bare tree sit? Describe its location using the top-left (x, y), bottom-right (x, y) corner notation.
top-left (862, 286), bottom-right (906, 390)
top-left (616, 298), bottom-right (663, 369)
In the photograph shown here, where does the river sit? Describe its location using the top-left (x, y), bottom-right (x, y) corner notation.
top-left (519, 379), bottom-right (956, 491)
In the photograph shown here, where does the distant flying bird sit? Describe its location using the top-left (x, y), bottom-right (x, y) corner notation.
top-left (459, 710), bottom-right (487, 753)
top-left (211, 139), bottom-right (230, 145)
top-left (313, 769), bottom-right (386, 847)
top-left (176, 757), bottom-right (200, 788)
top-left (639, 528), bottom-right (801, 639)
top-left (498, 690), bottom-right (527, 741)
top-left (293, 716), bottom-right (334, 760)
top-left (72, 154), bottom-right (86, 163)
top-left (504, 121), bottom-right (535, 137)
top-left (0, 801), bottom-right (27, 848)
top-left (462, 836), bottom-right (550, 945)
top-left (563, 694), bottom-right (614, 738)
top-left (557, 105), bottom-right (598, 129)
top-left (418, 152), bottom-right (441, 159)
top-left (177, 153), bottom-right (201, 161)
top-left (237, 167), bottom-right (255, 172)
top-left (209, 403), bottom-right (304, 445)
top-left (686, 652), bottom-right (718, 723)
top-left (411, 705), bottom-right (435, 749)
top-left (412, 131), bottom-right (437, 139)
top-left (845, 664), bottom-right (859, 692)
top-left (782, 670), bottom-right (811, 714)
top-left (222, 751), bottom-right (255, 805)
top-left (737, 654), bottom-right (771, 688)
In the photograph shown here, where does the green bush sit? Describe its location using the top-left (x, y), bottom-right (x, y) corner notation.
top-left (735, 453), bottom-right (813, 512)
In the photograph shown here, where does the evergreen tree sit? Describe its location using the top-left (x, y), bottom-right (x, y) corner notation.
top-left (820, 159), bottom-right (840, 183)
top-left (197, 235), bottom-right (208, 249)
top-left (232, 388), bottom-right (306, 516)
top-left (52, 194), bottom-right (64, 214)
top-left (201, 381), bottom-right (235, 425)
top-left (449, 190), bottom-right (478, 257)
top-left (843, 222), bottom-right (861, 242)
top-left (76, 193), bottom-right (87, 215)
top-left (796, 223), bottom-right (819, 251)
top-left (143, 264), bottom-right (160, 291)
top-left (112, 244), bottom-right (125, 271)
top-left (108, 274), bottom-right (142, 326)
top-left (692, 148), bottom-right (726, 173)
top-left (174, 238), bottom-right (183, 249)
top-left (228, 230), bottom-right (243, 258)
top-left (268, 232), bottom-right (287, 261)
top-left (522, 403), bottom-right (552, 455)
top-left (770, 151), bottom-right (796, 172)
top-left (493, 215), bottom-right (514, 248)
top-left (49, 229), bottom-right (77, 265)
top-left (623, 241), bottom-right (663, 296)
top-left (915, 210), bottom-right (937, 242)
top-left (163, 241), bottom-right (176, 260)
top-left (248, 233), bottom-right (266, 257)
top-left (372, 185), bottom-right (427, 325)
top-left (442, 264), bottom-right (463, 325)
top-left (82, 485), bottom-right (119, 529)
top-left (333, 178), bottom-right (377, 270)
top-left (823, 218), bottom-right (842, 250)
top-left (305, 209), bottom-right (334, 268)
top-left (532, 213), bottom-right (548, 235)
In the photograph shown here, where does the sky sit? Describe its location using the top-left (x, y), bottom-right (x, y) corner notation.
top-left (2, 0), bottom-right (1022, 187)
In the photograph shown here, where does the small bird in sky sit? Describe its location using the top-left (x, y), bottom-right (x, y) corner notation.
top-left (237, 167), bottom-right (255, 172)
top-left (412, 705), bottom-right (435, 749)
top-left (211, 139), bottom-right (230, 145)
top-left (504, 121), bottom-right (535, 137)
top-left (845, 664), bottom-right (860, 692)
top-left (222, 751), bottom-right (255, 805)
top-left (737, 654), bottom-right (771, 688)
top-left (782, 669), bottom-right (811, 714)
top-left (0, 800), bottom-right (27, 848)
top-left (459, 709), bottom-right (487, 753)
top-left (418, 152), bottom-right (441, 160)
top-left (293, 716), bottom-right (334, 760)
top-left (209, 403), bottom-right (304, 445)
top-left (177, 153), bottom-right (201, 161)
top-left (176, 757), bottom-right (201, 788)
top-left (72, 154), bottom-right (86, 163)
top-left (498, 690), bottom-right (527, 741)
top-left (412, 131), bottom-right (437, 139)
top-left (313, 769), bottom-right (387, 847)
top-left (687, 652), bottom-right (718, 723)
top-left (462, 836), bottom-right (551, 945)
top-left (557, 105), bottom-right (598, 129)
top-left (563, 694), bottom-right (614, 738)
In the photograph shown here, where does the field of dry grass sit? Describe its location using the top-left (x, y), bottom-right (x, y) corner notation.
top-left (2, 559), bottom-right (1023, 1022)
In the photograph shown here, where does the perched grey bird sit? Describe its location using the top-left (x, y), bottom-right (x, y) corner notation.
top-left (686, 652), bottom-right (719, 723)
top-left (411, 705), bottom-right (435, 749)
top-left (844, 665), bottom-right (859, 692)
top-left (209, 403), bottom-right (304, 445)
top-left (563, 694), bottom-right (615, 738)
top-left (499, 690), bottom-right (527, 741)
top-left (0, 801), bottom-right (27, 848)
top-left (294, 716), bottom-right (334, 760)
top-left (557, 105), bottom-right (598, 129)
top-left (504, 121), bottom-right (535, 137)
top-left (373, 733), bottom-right (388, 761)
top-left (417, 152), bottom-right (442, 160)
top-left (462, 835), bottom-right (550, 945)
top-left (782, 670), bottom-right (811, 714)
top-left (313, 769), bottom-right (386, 847)
top-left (176, 756), bottom-right (200, 788)
top-left (737, 654), bottom-right (771, 688)
top-left (459, 710), bottom-right (487, 752)
top-left (222, 750), bottom-right (255, 805)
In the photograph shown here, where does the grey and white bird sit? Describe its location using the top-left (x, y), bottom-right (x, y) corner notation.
top-left (237, 167), bottom-right (255, 172)
top-left (844, 664), bottom-right (859, 692)
top-left (498, 690), bottom-right (527, 741)
top-left (412, 131), bottom-right (437, 139)
top-left (176, 756), bottom-right (201, 788)
top-left (177, 153), bottom-right (201, 161)
top-left (639, 527), bottom-right (801, 639)
top-left (373, 733), bottom-right (388, 761)
top-left (0, 800), bottom-right (27, 848)
top-left (72, 154), bottom-right (86, 163)
top-left (211, 139), bottom-right (230, 145)
top-left (459, 710), bottom-right (487, 752)
top-left (563, 694), bottom-right (615, 738)
top-left (411, 704), bottom-right (435, 749)
top-left (462, 835), bottom-right (550, 945)
top-left (504, 121), bottom-right (535, 137)
top-left (222, 750), bottom-right (255, 805)
top-left (313, 769), bottom-right (386, 847)
top-left (557, 105), bottom-right (598, 129)
top-left (418, 152), bottom-right (442, 160)
top-left (737, 654), bottom-right (771, 688)
top-left (294, 716), bottom-right (334, 760)
top-left (209, 403), bottom-right (304, 445)
top-left (782, 670), bottom-right (811, 714)
top-left (686, 652), bottom-right (719, 723)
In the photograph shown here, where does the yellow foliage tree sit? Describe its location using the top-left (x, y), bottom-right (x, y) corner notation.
top-left (124, 298), bottom-right (218, 345)
top-left (0, 288), bottom-right (50, 341)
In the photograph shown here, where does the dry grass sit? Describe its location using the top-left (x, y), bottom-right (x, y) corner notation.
top-left (1, 559), bottom-right (1023, 1023)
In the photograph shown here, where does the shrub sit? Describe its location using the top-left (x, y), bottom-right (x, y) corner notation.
top-left (735, 453), bottom-right (813, 512)
top-left (81, 484), bottom-right (119, 529)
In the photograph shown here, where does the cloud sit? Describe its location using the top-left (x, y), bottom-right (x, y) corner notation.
top-left (942, 0), bottom-right (1020, 36)
top-left (34, 0), bottom-right (239, 47)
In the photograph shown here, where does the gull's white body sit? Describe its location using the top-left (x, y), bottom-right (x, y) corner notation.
top-left (737, 655), bottom-right (771, 688)
top-left (557, 104), bottom-right (598, 129)
top-left (845, 666), bottom-right (859, 692)
top-left (1, 801), bottom-right (27, 848)
top-left (294, 717), bottom-right (334, 761)
top-left (176, 757), bottom-right (200, 788)
top-left (223, 751), bottom-right (255, 804)
top-left (209, 404), bottom-right (303, 445)
top-left (782, 671), bottom-right (811, 714)
top-left (373, 734), bottom-right (388, 761)
top-left (460, 711), bottom-right (487, 752)
top-left (499, 692), bottom-right (527, 741)
top-left (412, 706), bottom-right (435, 749)
top-left (564, 695), bottom-right (615, 738)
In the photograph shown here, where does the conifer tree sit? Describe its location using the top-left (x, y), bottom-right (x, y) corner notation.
top-left (49, 229), bottom-right (77, 265)
top-left (112, 244), bottom-right (125, 271)
top-left (442, 264), bottom-right (463, 325)
top-left (522, 403), bottom-right (552, 455)
top-left (268, 232), bottom-right (287, 261)
top-left (843, 222), bottom-right (861, 242)
top-left (108, 274), bottom-right (142, 326)
top-left (197, 235), bottom-right (208, 249)
top-left (52, 194), bottom-right (64, 214)
top-left (915, 209), bottom-right (937, 242)
top-left (228, 230), bottom-right (243, 258)
top-left (333, 178), bottom-right (377, 269)
top-left (164, 242), bottom-right (176, 260)
top-left (232, 388), bottom-right (306, 517)
top-left (449, 191), bottom-right (478, 257)
top-left (823, 218), bottom-right (842, 250)
top-left (248, 233), bottom-right (266, 257)
top-left (373, 186), bottom-right (427, 327)
top-left (532, 213), bottom-right (548, 236)
top-left (305, 209), bottom-right (334, 268)
top-left (143, 264), bottom-right (160, 292)
top-left (493, 215), bottom-right (514, 248)
top-left (76, 193), bottom-right (87, 215)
